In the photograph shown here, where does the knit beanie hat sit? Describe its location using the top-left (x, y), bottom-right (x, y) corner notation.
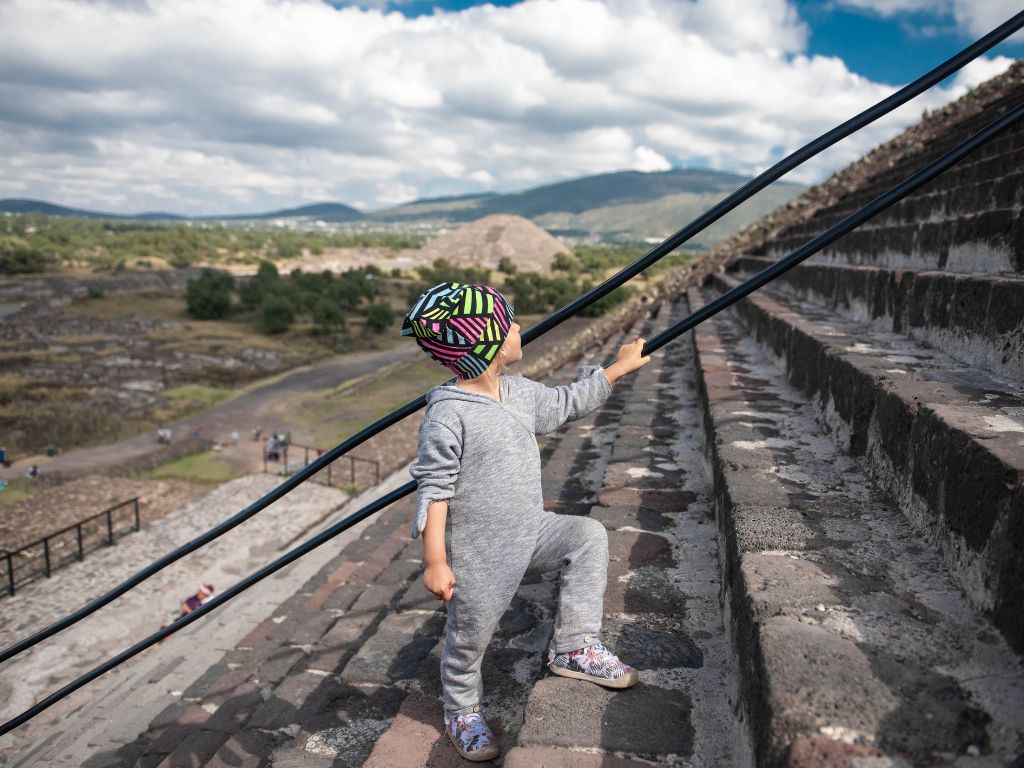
top-left (402, 281), bottom-right (515, 380)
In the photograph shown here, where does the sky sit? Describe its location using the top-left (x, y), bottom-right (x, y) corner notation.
top-left (0, 0), bottom-right (1019, 215)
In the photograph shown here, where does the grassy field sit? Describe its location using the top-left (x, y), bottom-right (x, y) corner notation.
top-left (140, 450), bottom-right (243, 485)
top-left (292, 358), bottom-right (448, 448)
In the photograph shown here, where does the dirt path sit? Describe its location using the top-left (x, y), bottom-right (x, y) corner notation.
top-left (0, 344), bottom-right (420, 484)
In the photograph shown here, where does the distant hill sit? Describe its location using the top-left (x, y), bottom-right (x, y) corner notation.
top-left (372, 169), bottom-right (805, 244)
top-left (217, 202), bottom-right (365, 222)
top-left (0, 198), bottom-right (185, 220)
top-left (0, 168), bottom-right (805, 244)
top-left (0, 198), bottom-right (361, 223)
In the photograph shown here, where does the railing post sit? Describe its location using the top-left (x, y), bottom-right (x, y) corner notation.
top-left (43, 540), bottom-right (51, 578)
top-left (77, 524), bottom-right (84, 562)
top-left (134, 499), bottom-right (140, 531)
top-left (6, 553), bottom-right (14, 596)
top-left (107, 510), bottom-right (114, 545)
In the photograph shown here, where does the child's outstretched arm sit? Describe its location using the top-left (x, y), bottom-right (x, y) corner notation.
top-left (422, 500), bottom-right (455, 601)
top-left (533, 337), bottom-right (651, 433)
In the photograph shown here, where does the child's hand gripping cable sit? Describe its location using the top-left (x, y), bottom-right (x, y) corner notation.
top-left (602, 337), bottom-right (652, 385)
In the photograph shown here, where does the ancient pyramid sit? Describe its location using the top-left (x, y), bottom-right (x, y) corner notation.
top-left (414, 214), bottom-right (571, 274)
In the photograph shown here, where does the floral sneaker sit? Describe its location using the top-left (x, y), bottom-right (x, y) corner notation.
top-left (549, 642), bottom-right (638, 689)
top-left (445, 710), bottom-right (500, 762)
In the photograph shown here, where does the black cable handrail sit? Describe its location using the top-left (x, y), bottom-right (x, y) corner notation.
top-left (1, 13), bottom-right (1018, 669)
top-left (2, 92), bottom-right (1020, 739)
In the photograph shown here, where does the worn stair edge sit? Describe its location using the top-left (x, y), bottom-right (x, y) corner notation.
top-left (728, 255), bottom-right (1024, 384)
top-left (687, 286), bottom-right (1024, 767)
top-left (767, 207), bottom-right (1024, 275)
top-left (509, 298), bottom-right (746, 767)
top-left (709, 270), bottom-right (1024, 654)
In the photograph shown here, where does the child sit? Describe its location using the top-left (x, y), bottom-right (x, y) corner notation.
top-left (404, 281), bottom-right (650, 762)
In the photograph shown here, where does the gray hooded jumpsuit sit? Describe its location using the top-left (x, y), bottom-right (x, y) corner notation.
top-left (410, 366), bottom-right (612, 718)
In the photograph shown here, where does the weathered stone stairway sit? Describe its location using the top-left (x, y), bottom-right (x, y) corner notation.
top-left (48, 298), bottom-right (737, 768)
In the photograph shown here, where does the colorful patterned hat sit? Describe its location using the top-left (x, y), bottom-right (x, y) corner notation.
top-left (402, 281), bottom-right (515, 380)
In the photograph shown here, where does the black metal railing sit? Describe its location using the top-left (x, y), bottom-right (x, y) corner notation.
top-left (1, 499), bottom-right (141, 597)
top-left (263, 442), bottom-right (381, 489)
top-left (0, 10), bottom-right (1021, 737)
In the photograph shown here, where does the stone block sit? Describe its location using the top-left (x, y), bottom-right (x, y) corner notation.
top-left (601, 461), bottom-right (681, 491)
top-left (505, 746), bottom-right (654, 767)
top-left (204, 682), bottom-right (265, 733)
top-left (205, 730), bottom-right (287, 768)
top-left (155, 729), bottom-right (228, 768)
top-left (363, 691), bottom-right (445, 768)
top-left (374, 556), bottom-right (421, 585)
top-left (590, 505), bottom-right (671, 532)
top-left (246, 670), bottom-right (325, 730)
top-left (350, 582), bottom-right (402, 614)
top-left (303, 560), bottom-right (361, 611)
top-left (342, 611), bottom-right (444, 685)
top-left (600, 617), bottom-right (702, 670)
top-left (252, 646), bottom-right (305, 687)
top-left (783, 737), bottom-right (887, 768)
top-left (596, 488), bottom-right (683, 512)
top-left (518, 677), bottom-right (692, 756)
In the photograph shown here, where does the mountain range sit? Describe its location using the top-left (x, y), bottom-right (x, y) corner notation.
top-left (0, 168), bottom-right (805, 244)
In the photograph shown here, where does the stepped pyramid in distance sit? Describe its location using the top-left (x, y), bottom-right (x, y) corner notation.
top-left (414, 213), bottom-right (571, 273)
top-left (10, 63), bottom-right (1024, 767)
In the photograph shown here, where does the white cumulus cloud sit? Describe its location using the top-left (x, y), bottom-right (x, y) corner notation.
top-left (0, 0), bottom-right (1012, 214)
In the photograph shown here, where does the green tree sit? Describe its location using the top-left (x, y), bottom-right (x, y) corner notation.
top-left (0, 236), bottom-right (51, 274)
top-left (365, 303), bottom-right (395, 334)
top-left (551, 252), bottom-right (580, 274)
top-left (313, 298), bottom-right (345, 333)
top-left (185, 269), bottom-right (234, 320)
top-left (239, 260), bottom-right (279, 310)
top-left (497, 256), bottom-right (517, 274)
top-left (258, 295), bottom-right (294, 334)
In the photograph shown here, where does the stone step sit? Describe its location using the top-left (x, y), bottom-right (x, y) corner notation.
top-left (766, 206), bottom-right (1023, 274)
top-left (728, 256), bottom-right (1024, 382)
top-left (688, 285), bottom-right (1024, 767)
top-left (772, 91), bottom-right (1024, 241)
top-left (777, 146), bottom-right (1024, 241)
top-left (709, 270), bottom-right (1024, 654)
top-left (505, 299), bottom-right (742, 767)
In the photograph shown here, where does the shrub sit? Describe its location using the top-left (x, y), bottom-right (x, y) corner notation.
top-left (313, 299), bottom-right (345, 332)
top-left (551, 252), bottom-right (580, 274)
top-left (239, 260), bottom-right (279, 310)
top-left (185, 269), bottom-right (235, 320)
top-left (365, 303), bottom-right (395, 333)
top-left (258, 295), bottom-right (295, 334)
top-left (0, 236), bottom-right (51, 274)
top-left (497, 256), bottom-right (517, 274)
top-left (578, 284), bottom-right (632, 317)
